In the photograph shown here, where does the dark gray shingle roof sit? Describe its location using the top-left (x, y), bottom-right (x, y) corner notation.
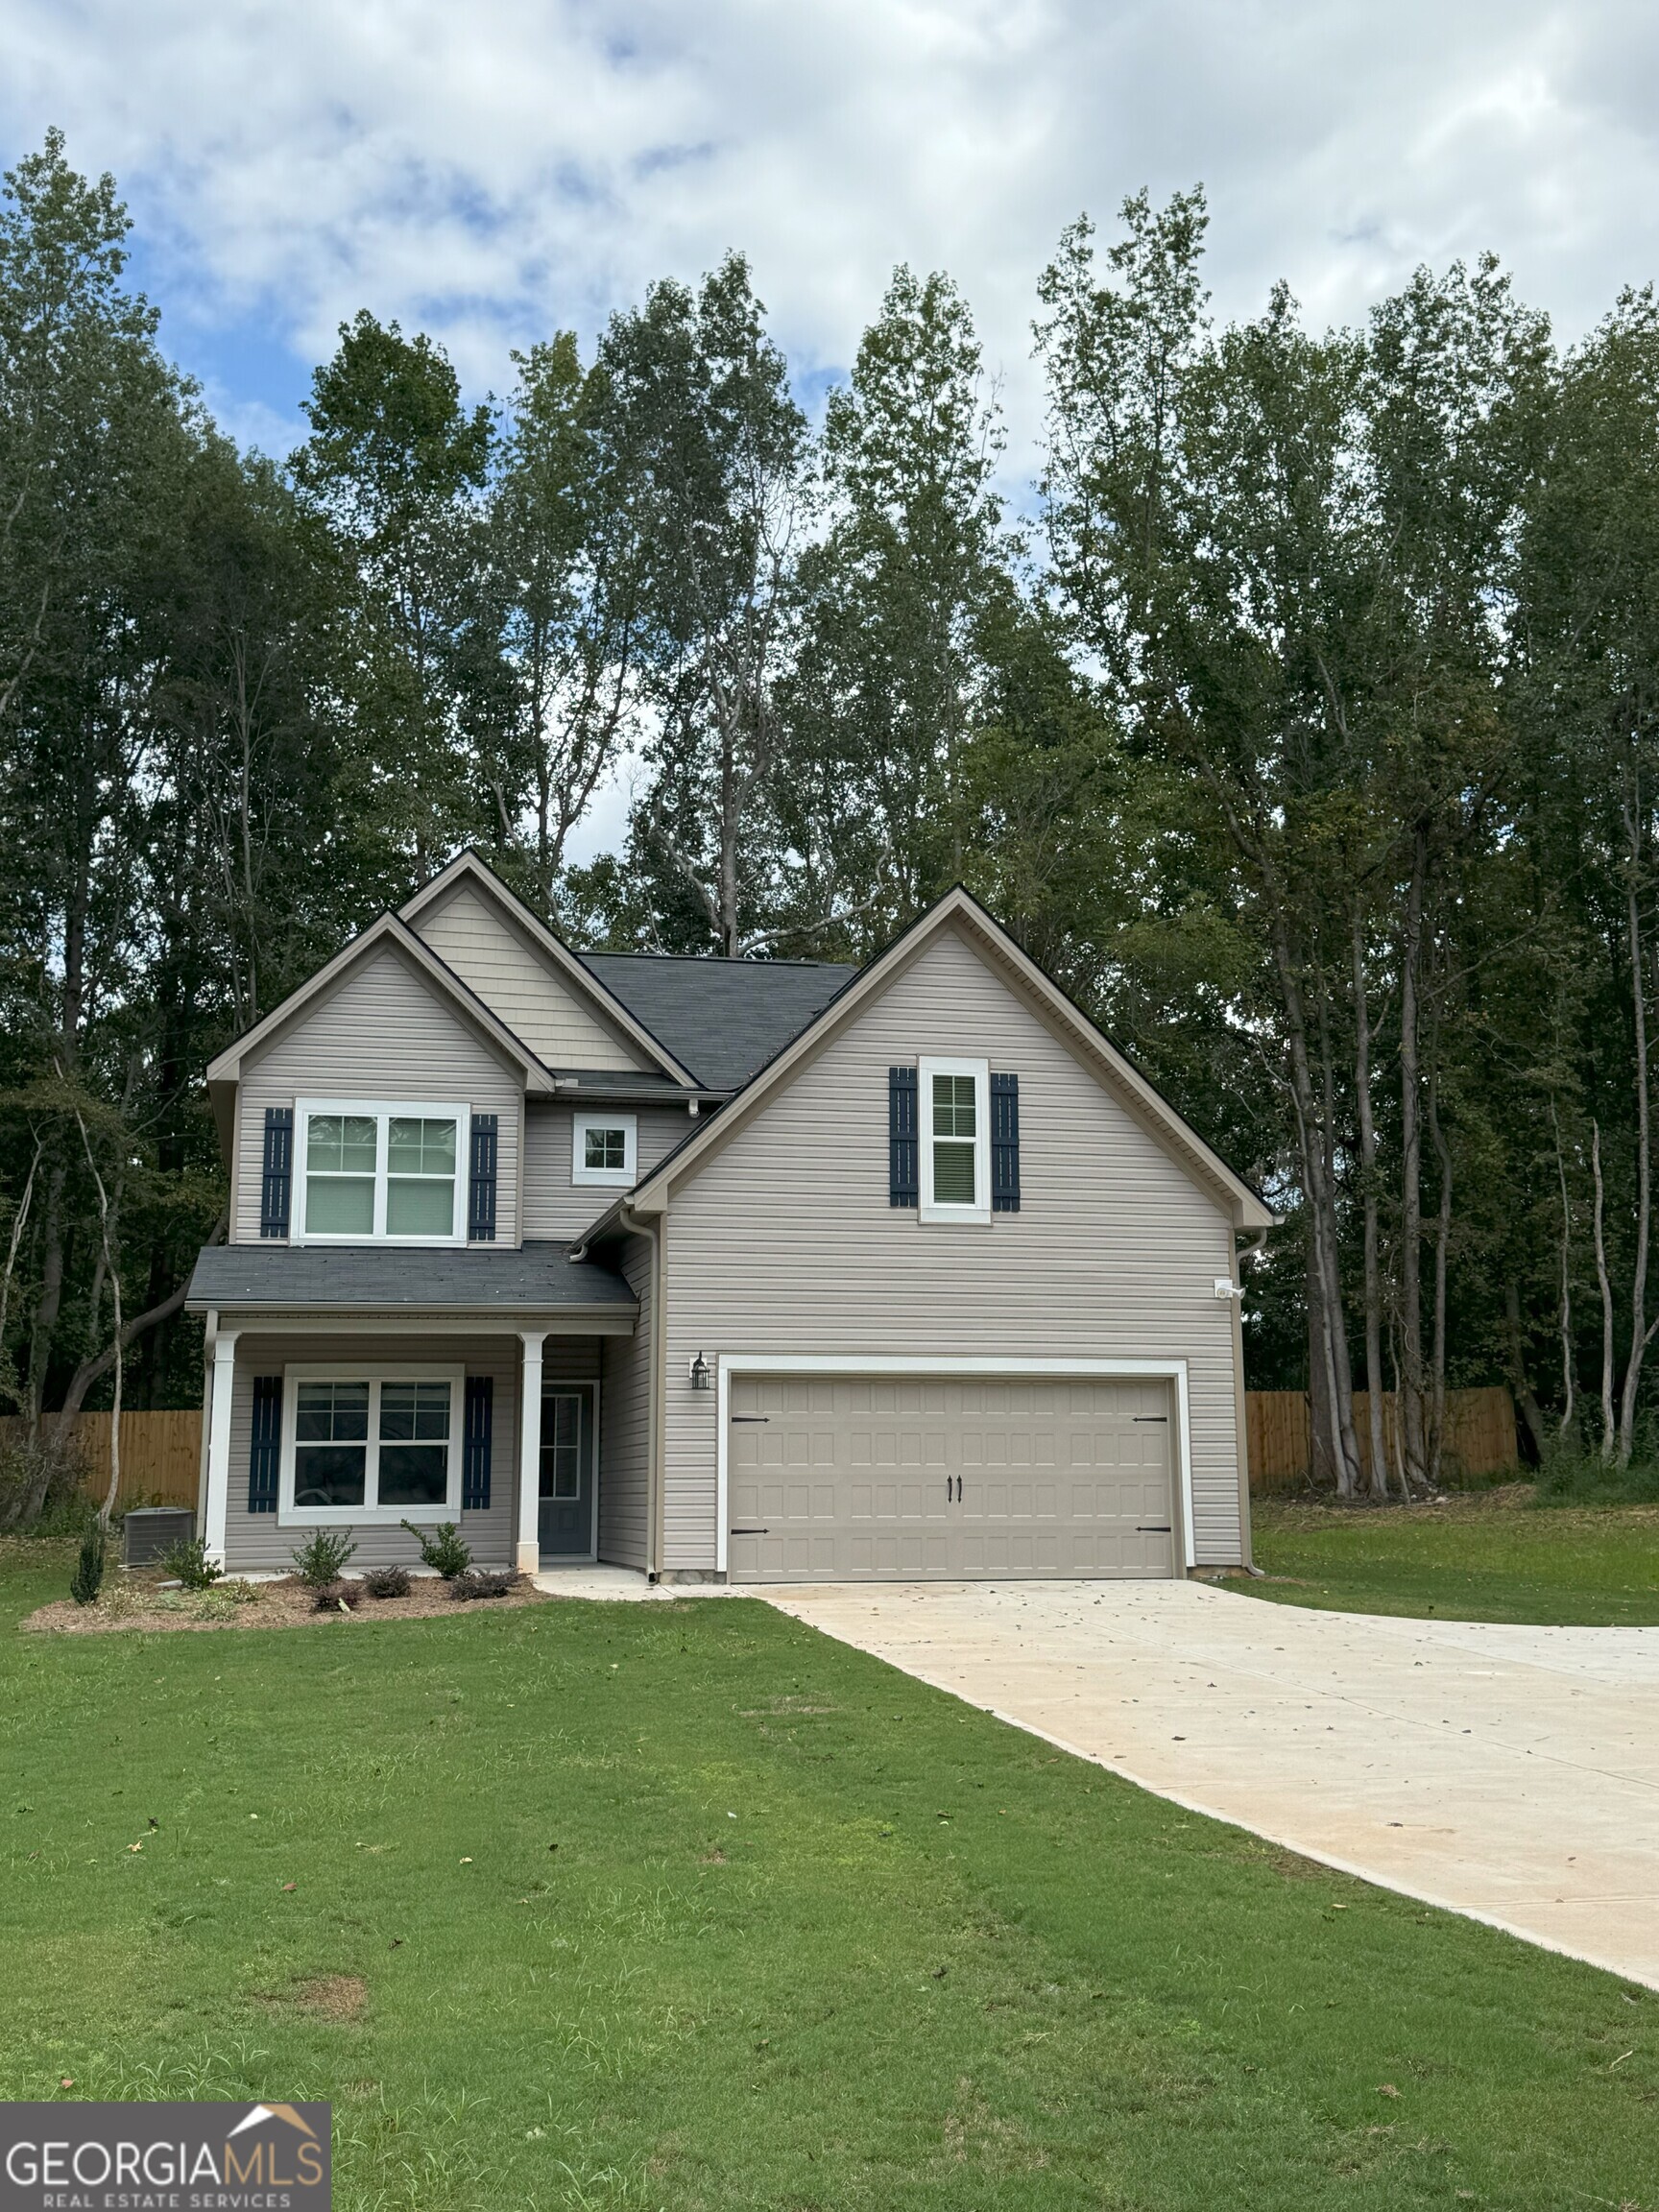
top-left (580, 952), bottom-right (856, 1092)
top-left (186, 1241), bottom-right (636, 1315)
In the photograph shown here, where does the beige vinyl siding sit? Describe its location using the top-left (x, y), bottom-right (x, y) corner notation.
top-left (232, 945), bottom-right (524, 1245)
top-left (411, 883), bottom-right (645, 1071)
top-left (661, 924), bottom-right (1245, 1572)
top-left (598, 1235), bottom-right (654, 1569)
top-left (221, 1331), bottom-right (602, 1573)
top-left (523, 1105), bottom-right (696, 1238)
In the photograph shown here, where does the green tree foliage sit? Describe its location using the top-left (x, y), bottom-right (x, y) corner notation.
top-left (6, 131), bottom-right (1659, 1488)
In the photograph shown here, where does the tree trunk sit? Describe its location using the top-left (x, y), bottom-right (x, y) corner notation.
top-left (1592, 1120), bottom-right (1617, 1459)
top-left (1618, 840), bottom-right (1652, 1465)
top-left (1504, 1281), bottom-right (1548, 1461)
top-left (1428, 1068), bottom-right (1453, 1487)
top-left (1352, 909), bottom-right (1388, 1499)
top-left (1551, 1103), bottom-right (1575, 1440)
top-left (23, 1161), bottom-right (66, 1435)
top-left (1398, 828), bottom-right (1429, 1488)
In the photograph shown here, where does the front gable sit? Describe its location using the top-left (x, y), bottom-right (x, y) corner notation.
top-left (629, 892), bottom-right (1270, 1233)
top-left (230, 941), bottom-right (529, 1244)
top-left (667, 922), bottom-right (1241, 1248)
top-left (409, 879), bottom-right (651, 1073)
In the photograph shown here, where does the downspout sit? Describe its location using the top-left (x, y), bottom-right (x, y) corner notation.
top-left (618, 1203), bottom-right (665, 1584)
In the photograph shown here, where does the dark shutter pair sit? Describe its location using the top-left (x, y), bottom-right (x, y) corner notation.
top-left (246, 1373), bottom-right (493, 1513)
top-left (888, 1067), bottom-right (1021, 1212)
top-left (260, 1107), bottom-right (498, 1239)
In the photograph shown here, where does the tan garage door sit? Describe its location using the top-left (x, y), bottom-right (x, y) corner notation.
top-left (727, 1374), bottom-right (1176, 1582)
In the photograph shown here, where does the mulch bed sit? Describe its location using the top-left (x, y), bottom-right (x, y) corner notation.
top-left (22, 1570), bottom-right (551, 1635)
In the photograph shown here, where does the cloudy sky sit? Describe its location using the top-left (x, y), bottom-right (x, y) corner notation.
top-left (6, 0), bottom-right (1656, 475)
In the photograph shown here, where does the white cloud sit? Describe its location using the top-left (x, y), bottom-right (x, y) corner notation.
top-left (4, 0), bottom-right (1655, 465)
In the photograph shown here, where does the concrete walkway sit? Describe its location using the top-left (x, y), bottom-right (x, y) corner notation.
top-left (762, 1579), bottom-right (1659, 1989)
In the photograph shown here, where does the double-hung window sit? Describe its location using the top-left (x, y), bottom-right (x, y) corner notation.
top-left (295, 1100), bottom-right (469, 1242)
top-left (571, 1111), bottom-right (637, 1187)
top-left (918, 1057), bottom-right (990, 1223)
top-left (281, 1366), bottom-right (464, 1523)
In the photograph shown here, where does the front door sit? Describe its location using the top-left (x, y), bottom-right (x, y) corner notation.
top-left (539, 1383), bottom-right (595, 1558)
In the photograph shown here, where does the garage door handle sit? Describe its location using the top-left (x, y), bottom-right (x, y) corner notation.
top-left (731, 1415), bottom-right (769, 1424)
top-left (730, 1527), bottom-right (769, 1536)
top-left (1137, 1525), bottom-right (1171, 1533)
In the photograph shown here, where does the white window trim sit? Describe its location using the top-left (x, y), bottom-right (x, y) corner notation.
top-left (293, 1098), bottom-right (470, 1246)
top-left (278, 1362), bottom-right (466, 1527)
top-left (918, 1057), bottom-right (991, 1225)
top-left (571, 1110), bottom-right (637, 1188)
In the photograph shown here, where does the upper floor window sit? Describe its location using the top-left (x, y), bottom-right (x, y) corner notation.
top-left (295, 1100), bottom-right (470, 1243)
top-left (919, 1058), bottom-right (990, 1224)
top-left (572, 1110), bottom-right (637, 1188)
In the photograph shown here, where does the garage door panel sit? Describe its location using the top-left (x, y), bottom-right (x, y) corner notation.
top-left (729, 1373), bottom-right (1176, 1581)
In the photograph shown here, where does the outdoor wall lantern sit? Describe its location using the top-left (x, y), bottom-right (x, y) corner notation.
top-left (689, 1351), bottom-right (710, 1391)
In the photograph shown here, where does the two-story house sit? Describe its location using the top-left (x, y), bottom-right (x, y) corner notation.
top-left (185, 854), bottom-right (1271, 1583)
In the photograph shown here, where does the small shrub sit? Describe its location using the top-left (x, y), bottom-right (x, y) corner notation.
top-left (221, 1578), bottom-right (262, 1606)
top-left (69, 1520), bottom-right (107, 1606)
top-left (361, 1564), bottom-right (411, 1599)
top-left (1532, 1449), bottom-right (1659, 1507)
top-left (401, 1520), bottom-right (470, 1577)
top-left (159, 1535), bottom-right (224, 1590)
top-left (291, 1529), bottom-right (358, 1589)
top-left (0, 1431), bottom-right (93, 1533)
top-left (448, 1568), bottom-right (516, 1602)
top-left (313, 1579), bottom-right (361, 1613)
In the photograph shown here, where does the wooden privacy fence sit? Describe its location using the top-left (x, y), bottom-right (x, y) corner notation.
top-left (1245, 1385), bottom-right (1519, 1495)
top-left (0, 1410), bottom-right (202, 1513)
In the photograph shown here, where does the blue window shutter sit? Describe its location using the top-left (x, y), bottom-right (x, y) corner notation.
top-left (249, 1376), bottom-right (281, 1514)
top-left (889, 1067), bottom-right (918, 1207)
top-left (991, 1072), bottom-right (1021, 1213)
top-left (469, 1115), bottom-right (498, 1242)
top-left (463, 1375), bottom-right (493, 1510)
top-left (259, 1108), bottom-right (293, 1238)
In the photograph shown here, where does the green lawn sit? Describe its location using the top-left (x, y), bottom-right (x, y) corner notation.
top-left (1243, 1488), bottom-right (1659, 1625)
top-left (3, 1544), bottom-right (1657, 2210)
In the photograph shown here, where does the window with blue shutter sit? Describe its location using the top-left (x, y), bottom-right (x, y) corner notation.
top-left (468, 1115), bottom-right (497, 1241)
top-left (463, 1375), bottom-right (493, 1509)
top-left (249, 1375), bottom-right (282, 1513)
top-left (888, 1067), bottom-right (918, 1207)
top-left (259, 1108), bottom-right (293, 1238)
top-left (991, 1071), bottom-right (1021, 1212)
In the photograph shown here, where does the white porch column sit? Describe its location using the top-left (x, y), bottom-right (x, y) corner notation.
top-left (517, 1331), bottom-right (545, 1575)
top-left (203, 1327), bottom-right (239, 1567)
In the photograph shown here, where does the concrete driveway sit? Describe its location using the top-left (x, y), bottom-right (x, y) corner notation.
top-left (761, 1579), bottom-right (1659, 1989)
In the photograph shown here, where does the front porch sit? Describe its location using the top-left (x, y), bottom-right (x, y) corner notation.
top-left (197, 1325), bottom-right (625, 1577)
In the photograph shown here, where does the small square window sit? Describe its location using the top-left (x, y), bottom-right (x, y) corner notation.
top-left (572, 1112), bottom-right (637, 1187)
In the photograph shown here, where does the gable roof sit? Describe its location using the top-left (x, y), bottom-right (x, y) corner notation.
top-left (399, 853), bottom-right (698, 1085)
top-left (204, 911), bottom-right (558, 1097)
top-left (602, 888), bottom-right (1273, 1233)
top-left (580, 952), bottom-right (856, 1092)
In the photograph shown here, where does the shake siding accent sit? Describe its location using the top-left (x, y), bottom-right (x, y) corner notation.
top-left (410, 883), bottom-right (645, 1071)
top-left (522, 1106), bottom-right (695, 1238)
top-left (221, 1331), bottom-right (602, 1573)
top-left (598, 1235), bottom-right (654, 1569)
top-left (230, 947), bottom-right (525, 1245)
top-left (661, 926), bottom-right (1245, 1571)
